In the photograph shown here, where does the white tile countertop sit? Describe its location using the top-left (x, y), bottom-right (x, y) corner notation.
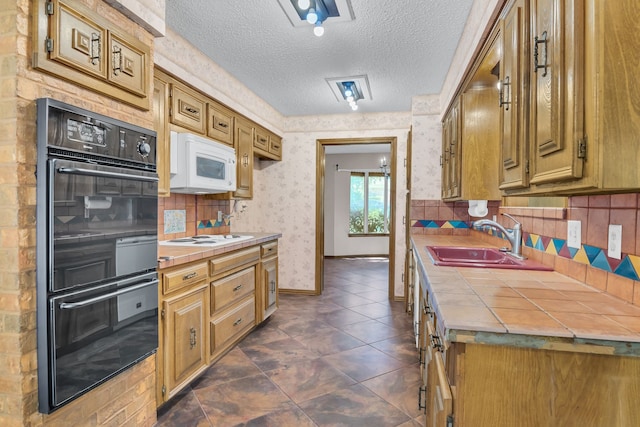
top-left (158, 232), bottom-right (282, 269)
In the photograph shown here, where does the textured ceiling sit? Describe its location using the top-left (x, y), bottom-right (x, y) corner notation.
top-left (165, 0), bottom-right (474, 116)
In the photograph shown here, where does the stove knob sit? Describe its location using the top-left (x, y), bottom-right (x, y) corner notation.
top-left (137, 139), bottom-right (151, 157)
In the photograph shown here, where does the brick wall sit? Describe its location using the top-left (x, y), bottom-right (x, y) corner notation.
top-left (1, 0), bottom-right (157, 425)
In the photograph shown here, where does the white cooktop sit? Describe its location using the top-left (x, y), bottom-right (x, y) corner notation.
top-left (159, 235), bottom-right (254, 247)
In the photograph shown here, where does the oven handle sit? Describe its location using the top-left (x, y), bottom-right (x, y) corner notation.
top-left (58, 279), bottom-right (158, 309)
top-left (57, 167), bottom-right (159, 183)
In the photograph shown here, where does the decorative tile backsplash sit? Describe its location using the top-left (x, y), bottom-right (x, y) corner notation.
top-left (410, 195), bottom-right (640, 306)
top-left (158, 194), bottom-right (230, 240)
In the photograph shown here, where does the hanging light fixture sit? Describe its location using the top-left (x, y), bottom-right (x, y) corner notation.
top-left (314, 21), bottom-right (325, 36)
top-left (297, 0), bottom-right (310, 8)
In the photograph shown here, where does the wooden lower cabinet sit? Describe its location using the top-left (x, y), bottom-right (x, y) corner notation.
top-left (259, 242), bottom-right (278, 321)
top-left (161, 284), bottom-right (208, 401)
top-left (158, 240), bottom-right (279, 406)
top-left (420, 340), bottom-right (640, 426)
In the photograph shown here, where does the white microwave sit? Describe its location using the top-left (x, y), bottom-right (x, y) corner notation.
top-left (170, 132), bottom-right (237, 194)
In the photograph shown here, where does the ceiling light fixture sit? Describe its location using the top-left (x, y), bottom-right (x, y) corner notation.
top-left (339, 81), bottom-right (362, 111)
top-left (292, 0), bottom-right (338, 37)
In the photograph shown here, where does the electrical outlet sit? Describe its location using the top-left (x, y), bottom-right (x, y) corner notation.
top-left (567, 220), bottom-right (581, 249)
top-left (608, 224), bottom-right (622, 259)
top-left (217, 210), bottom-right (223, 222)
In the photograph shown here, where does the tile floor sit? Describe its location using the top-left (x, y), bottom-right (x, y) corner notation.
top-left (156, 257), bottom-right (424, 426)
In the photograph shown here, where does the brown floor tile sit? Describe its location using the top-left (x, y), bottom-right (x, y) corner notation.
top-left (194, 374), bottom-right (291, 427)
top-left (361, 365), bottom-right (424, 418)
top-left (267, 358), bottom-right (357, 403)
top-left (298, 383), bottom-right (411, 427)
top-left (322, 345), bottom-right (408, 382)
top-left (338, 318), bottom-right (404, 343)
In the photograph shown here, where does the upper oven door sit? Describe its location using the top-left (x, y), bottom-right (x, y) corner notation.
top-left (48, 158), bottom-right (158, 293)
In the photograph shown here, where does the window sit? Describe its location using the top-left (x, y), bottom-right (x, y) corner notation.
top-left (349, 172), bottom-right (389, 235)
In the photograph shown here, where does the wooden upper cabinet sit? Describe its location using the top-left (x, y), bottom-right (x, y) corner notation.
top-left (170, 82), bottom-right (207, 134)
top-left (528, 0), bottom-right (585, 185)
top-left (33, 0), bottom-right (151, 110)
top-left (49, 0), bottom-right (107, 79)
top-left (253, 126), bottom-right (283, 161)
top-left (233, 117), bottom-right (254, 199)
top-left (499, 0), bottom-right (530, 191)
top-left (153, 72), bottom-right (171, 197)
top-left (108, 30), bottom-right (147, 97)
top-left (441, 100), bottom-right (461, 200)
top-left (207, 102), bottom-right (234, 146)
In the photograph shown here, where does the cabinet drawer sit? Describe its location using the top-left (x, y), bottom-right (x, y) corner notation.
top-left (210, 296), bottom-right (255, 354)
top-left (211, 267), bottom-right (255, 314)
top-left (210, 247), bottom-right (260, 277)
top-left (269, 136), bottom-right (282, 159)
top-left (207, 103), bottom-right (234, 146)
top-left (170, 84), bottom-right (206, 133)
top-left (253, 128), bottom-right (269, 151)
top-left (260, 242), bottom-right (278, 258)
top-left (162, 262), bottom-right (209, 294)
top-left (50, 0), bottom-right (107, 80)
top-left (107, 30), bottom-right (147, 97)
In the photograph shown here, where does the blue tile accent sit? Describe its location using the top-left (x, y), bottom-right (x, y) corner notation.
top-left (615, 257), bottom-right (640, 281)
top-left (583, 245), bottom-right (602, 264)
top-left (591, 251), bottom-right (613, 272)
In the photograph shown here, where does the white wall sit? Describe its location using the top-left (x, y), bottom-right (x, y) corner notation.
top-left (325, 153), bottom-right (390, 257)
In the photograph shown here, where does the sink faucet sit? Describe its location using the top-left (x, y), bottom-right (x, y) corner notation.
top-left (473, 213), bottom-right (524, 259)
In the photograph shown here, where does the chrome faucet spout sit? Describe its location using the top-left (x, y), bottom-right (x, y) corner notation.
top-left (473, 213), bottom-right (524, 259)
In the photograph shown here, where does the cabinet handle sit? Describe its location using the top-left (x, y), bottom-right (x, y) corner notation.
top-left (217, 121), bottom-right (228, 128)
top-left (430, 334), bottom-right (443, 352)
top-left (534, 31), bottom-right (549, 77)
top-left (233, 318), bottom-right (243, 327)
top-left (90, 32), bottom-right (101, 65)
top-left (183, 272), bottom-right (197, 281)
top-left (233, 284), bottom-right (243, 292)
top-left (112, 45), bottom-right (122, 75)
top-left (189, 327), bottom-right (197, 349)
top-left (499, 76), bottom-right (511, 110)
top-left (418, 385), bottom-right (427, 411)
top-left (242, 153), bottom-right (249, 167)
top-left (419, 347), bottom-right (425, 365)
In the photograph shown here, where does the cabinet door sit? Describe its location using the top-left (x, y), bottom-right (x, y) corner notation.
top-left (108, 30), bottom-right (147, 97)
top-left (233, 118), bottom-right (254, 199)
top-left (431, 352), bottom-right (453, 427)
top-left (170, 83), bottom-right (207, 134)
top-left (49, 0), bottom-right (107, 80)
top-left (441, 99), bottom-right (461, 200)
top-left (207, 103), bottom-right (234, 146)
top-left (529, 0), bottom-right (584, 185)
top-left (500, 0), bottom-right (530, 191)
top-left (262, 257), bottom-right (278, 319)
top-left (163, 285), bottom-right (208, 399)
top-left (154, 74), bottom-right (171, 197)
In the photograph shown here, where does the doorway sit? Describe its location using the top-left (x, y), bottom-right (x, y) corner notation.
top-left (315, 137), bottom-right (397, 298)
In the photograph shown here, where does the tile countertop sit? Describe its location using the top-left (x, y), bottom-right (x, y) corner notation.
top-left (158, 232), bottom-right (282, 270)
top-left (411, 234), bottom-right (640, 357)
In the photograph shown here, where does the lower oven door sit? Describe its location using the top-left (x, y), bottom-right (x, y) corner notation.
top-left (46, 272), bottom-right (158, 411)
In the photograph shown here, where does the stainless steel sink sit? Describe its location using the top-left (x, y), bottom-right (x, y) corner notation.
top-left (426, 246), bottom-right (553, 271)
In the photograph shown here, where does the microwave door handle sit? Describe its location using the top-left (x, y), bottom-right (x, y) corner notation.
top-left (58, 279), bottom-right (159, 309)
top-left (57, 167), bottom-right (159, 183)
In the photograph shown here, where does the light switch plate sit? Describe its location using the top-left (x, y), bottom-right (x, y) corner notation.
top-left (567, 220), bottom-right (581, 249)
top-left (217, 210), bottom-right (223, 222)
top-left (608, 224), bottom-right (622, 259)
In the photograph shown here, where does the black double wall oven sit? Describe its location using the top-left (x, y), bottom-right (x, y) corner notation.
top-left (36, 98), bottom-right (159, 413)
